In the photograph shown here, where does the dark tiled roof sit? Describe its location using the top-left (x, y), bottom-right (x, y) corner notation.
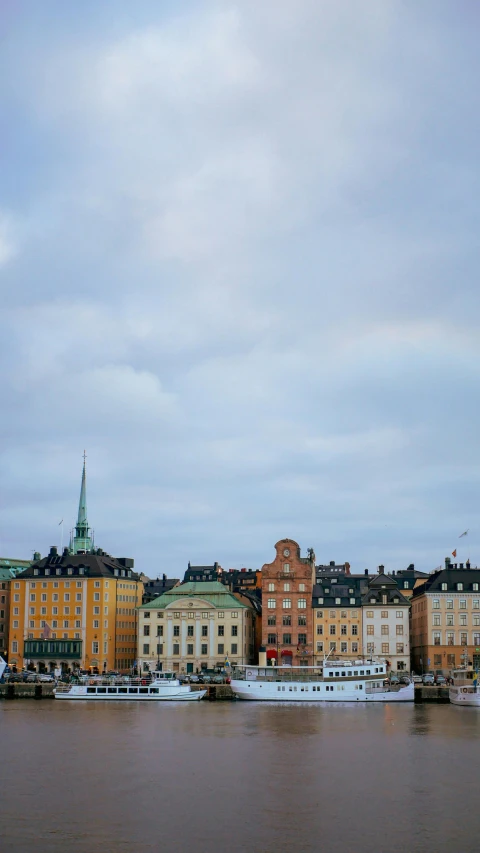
top-left (412, 567), bottom-right (480, 597)
top-left (15, 548), bottom-right (138, 580)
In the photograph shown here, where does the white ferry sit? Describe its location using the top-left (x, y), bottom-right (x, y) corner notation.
top-left (449, 667), bottom-right (480, 707)
top-left (231, 659), bottom-right (414, 702)
top-left (55, 671), bottom-right (207, 701)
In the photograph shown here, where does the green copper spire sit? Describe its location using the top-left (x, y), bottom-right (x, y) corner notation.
top-left (71, 451), bottom-right (93, 554)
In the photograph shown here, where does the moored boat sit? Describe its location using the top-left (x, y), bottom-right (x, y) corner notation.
top-left (449, 667), bottom-right (480, 707)
top-left (55, 670), bottom-right (207, 701)
top-left (231, 659), bottom-right (414, 702)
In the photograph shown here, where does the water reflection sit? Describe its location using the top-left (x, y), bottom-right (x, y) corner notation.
top-left (2, 702), bottom-right (480, 853)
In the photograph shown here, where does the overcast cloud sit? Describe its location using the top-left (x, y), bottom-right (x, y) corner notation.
top-left (1, 1), bottom-right (479, 575)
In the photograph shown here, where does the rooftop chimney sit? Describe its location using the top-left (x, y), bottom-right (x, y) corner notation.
top-left (365, 569), bottom-right (369, 576)
top-left (330, 561), bottom-right (335, 567)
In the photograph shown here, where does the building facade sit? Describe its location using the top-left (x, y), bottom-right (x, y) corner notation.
top-left (361, 570), bottom-right (410, 671)
top-left (261, 539), bottom-right (316, 666)
top-left (8, 459), bottom-right (141, 674)
top-left (1, 559), bottom-right (32, 660)
top-left (137, 581), bottom-right (256, 673)
top-left (411, 559), bottom-right (480, 675)
top-left (313, 570), bottom-right (366, 663)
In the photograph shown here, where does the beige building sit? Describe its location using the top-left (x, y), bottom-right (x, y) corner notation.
top-left (411, 560), bottom-right (480, 675)
top-left (137, 581), bottom-right (256, 674)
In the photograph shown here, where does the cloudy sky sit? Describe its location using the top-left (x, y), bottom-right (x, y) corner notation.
top-left (1, 1), bottom-right (479, 576)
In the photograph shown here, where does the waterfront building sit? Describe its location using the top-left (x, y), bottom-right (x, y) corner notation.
top-left (361, 568), bottom-right (410, 671)
top-left (137, 581), bottom-right (256, 674)
top-left (0, 559), bottom-right (32, 659)
top-left (8, 458), bottom-right (142, 674)
top-left (411, 558), bottom-right (480, 675)
top-left (261, 539), bottom-right (316, 666)
top-left (389, 564), bottom-right (429, 599)
top-left (312, 571), bottom-right (366, 664)
top-left (142, 574), bottom-right (180, 604)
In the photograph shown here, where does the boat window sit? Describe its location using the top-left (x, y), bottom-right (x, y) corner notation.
top-left (87, 687), bottom-right (95, 694)
top-left (150, 688), bottom-right (159, 694)
top-left (335, 672), bottom-right (340, 677)
top-left (128, 687), bottom-right (139, 694)
top-left (375, 668), bottom-right (379, 673)
top-left (341, 672), bottom-right (346, 676)
top-left (366, 670), bottom-right (371, 675)
top-left (107, 688), bottom-right (117, 694)
top-left (358, 684), bottom-right (363, 689)
top-left (360, 670), bottom-right (364, 675)
top-left (278, 686), bottom-right (281, 691)
top-left (139, 688), bottom-right (148, 694)
top-left (354, 671), bottom-right (358, 676)
top-left (97, 688), bottom-right (106, 694)
top-left (118, 688), bottom-right (127, 693)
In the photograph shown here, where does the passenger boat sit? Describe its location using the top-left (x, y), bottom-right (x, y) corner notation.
top-left (54, 671), bottom-right (207, 701)
top-left (230, 659), bottom-right (414, 702)
top-left (449, 667), bottom-right (480, 707)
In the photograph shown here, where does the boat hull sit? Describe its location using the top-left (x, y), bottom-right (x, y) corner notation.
top-left (55, 687), bottom-right (207, 701)
top-left (449, 687), bottom-right (480, 707)
top-left (231, 680), bottom-right (414, 703)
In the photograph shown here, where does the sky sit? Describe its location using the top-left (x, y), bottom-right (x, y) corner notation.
top-left (1, 1), bottom-right (479, 577)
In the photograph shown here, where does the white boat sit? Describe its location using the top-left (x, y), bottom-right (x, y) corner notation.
top-left (0, 656), bottom-right (7, 681)
top-left (449, 667), bottom-right (480, 707)
top-left (55, 670), bottom-right (207, 701)
top-left (231, 659), bottom-right (414, 702)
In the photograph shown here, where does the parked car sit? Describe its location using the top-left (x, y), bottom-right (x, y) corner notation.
top-left (39, 674), bottom-right (55, 682)
top-left (189, 675), bottom-right (200, 684)
top-left (8, 674), bottom-right (23, 683)
top-left (212, 675), bottom-right (225, 684)
top-left (435, 674), bottom-right (446, 685)
top-left (399, 676), bottom-right (411, 685)
top-left (412, 674), bottom-right (422, 683)
top-left (422, 673), bottom-right (435, 685)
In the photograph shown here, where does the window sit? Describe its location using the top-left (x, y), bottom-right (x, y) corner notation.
top-left (267, 615), bottom-right (276, 626)
top-left (381, 610), bottom-right (388, 618)
top-left (298, 633), bottom-right (307, 645)
top-left (298, 615), bottom-right (306, 626)
top-left (352, 642), bottom-right (358, 653)
top-left (474, 584), bottom-right (479, 592)
top-left (41, 607), bottom-right (47, 615)
top-left (172, 644), bottom-right (179, 655)
top-left (298, 598), bottom-right (306, 609)
top-left (341, 642), bottom-right (347, 653)
top-left (433, 615), bottom-right (441, 626)
top-left (447, 632), bottom-right (454, 646)
top-left (75, 607), bottom-right (81, 615)
top-left (202, 625), bottom-right (208, 637)
top-left (381, 625), bottom-right (389, 635)
top-left (186, 644), bottom-right (194, 655)
top-left (317, 625), bottom-right (323, 635)
top-left (231, 612), bottom-right (237, 619)
top-left (433, 599), bottom-right (440, 609)
top-left (335, 598), bottom-right (341, 605)
top-left (474, 600), bottom-right (480, 610)
top-left (283, 633), bottom-right (292, 644)
top-left (94, 592), bottom-right (100, 602)
top-left (76, 593), bottom-right (82, 601)
top-left (283, 564), bottom-right (290, 573)
top-left (93, 619), bottom-right (99, 628)
top-left (396, 643), bottom-right (404, 654)
top-left (41, 594), bottom-right (47, 602)
top-left (474, 633), bottom-right (480, 645)
top-left (341, 625), bottom-right (347, 635)
top-left (283, 583), bottom-right (290, 592)
top-left (267, 598), bottom-right (276, 609)
top-left (441, 583), bottom-right (448, 591)
top-left (231, 625), bottom-right (238, 636)
top-left (157, 625), bottom-right (164, 637)
top-left (187, 625), bottom-right (194, 637)
top-left (92, 641), bottom-right (99, 654)
top-left (299, 583), bottom-right (305, 592)
top-left (474, 616), bottom-right (480, 627)
top-left (283, 599), bottom-right (291, 609)
top-left (53, 594), bottom-right (58, 602)
top-left (201, 644), bottom-right (208, 655)
top-left (218, 644), bottom-right (224, 654)
top-left (330, 641), bottom-right (336, 651)
top-left (447, 614), bottom-right (454, 626)
top-left (267, 633), bottom-right (277, 644)
top-left (459, 599), bottom-right (467, 610)
top-left (396, 611), bottom-right (403, 618)
top-left (329, 625), bottom-right (336, 635)
top-left (396, 625), bottom-right (403, 635)
top-left (350, 610), bottom-right (358, 618)
top-left (460, 632), bottom-right (468, 646)
top-left (218, 625), bottom-right (224, 636)
top-left (143, 625), bottom-right (150, 636)
top-left (94, 607), bottom-right (100, 615)
top-left (446, 599), bottom-right (453, 609)
top-left (268, 583), bottom-right (275, 591)
top-left (457, 583), bottom-right (463, 591)
top-left (367, 625), bottom-right (374, 635)
top-left (381, 643), bottom-right (389, 654)
top-left (432, 631), bottom-right (441, 645)
top-left (317, 641), bottom-right (324, 652)
top-left (366, 610), bottom-right (373, 618)
top-left (352, 624), bottom-right (358, 636)
top-left (231, 644), bottom-right (238, 654)
top-left (434, 654), bottom-right (442, 666)
top-left (12, 641), bottom-right (18, 653)
top-left (173, 625), bottom-right (180, 637)
top-left (460, 614), bottom-right (467, 626)
top-left (403, 581), bottom-right (409, 589)
top-left (30, 594), bottom-right (36, 602)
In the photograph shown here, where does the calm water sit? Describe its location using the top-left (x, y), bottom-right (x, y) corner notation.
top-left (2, 701), bottom-right (480, 853)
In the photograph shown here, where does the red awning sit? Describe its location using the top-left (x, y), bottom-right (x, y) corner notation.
top-left (281, 649), bottom-right (293, 656)
top-left (266, 649), bottom-right (277, 659)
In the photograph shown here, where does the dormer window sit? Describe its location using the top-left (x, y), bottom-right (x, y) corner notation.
top-left (114, 569), bottom-right (119, 577)
top-left (457, 583), bottom-right (463, 591)
top-left (318, 598), bottom-right (324, 605)
top-left (441, 583), bottom-right (447, 590)
top-left (45, 569), bottom-right (50, 576)
top-left (324, 588), bottom-right (330, 594)
top-left (79, 567), bottom-right (84, 575)
top-left (56, 568), bottom-right (61, 576)
top-left (34, 568), bottom-right (39, 575)
top-left (370, 597), bottom-right (376, 603)
top-left (68, 568), bottom-right (73, 575)
top-left (335, 598), bottom-right (341, 605)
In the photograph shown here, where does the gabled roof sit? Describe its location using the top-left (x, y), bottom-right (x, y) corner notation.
top-left (139, 580), bottom-right (249, 610)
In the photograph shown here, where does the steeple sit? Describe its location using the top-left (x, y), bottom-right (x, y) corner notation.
top-left (71, 451), bottom-right (93, 554)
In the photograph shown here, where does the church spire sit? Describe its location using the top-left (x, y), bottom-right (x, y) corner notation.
top-left (71, 451), bottom-right (93, 554)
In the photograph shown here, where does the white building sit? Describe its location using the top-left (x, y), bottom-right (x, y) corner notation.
top-left (362, 571), bottom-right (410, 672)
top-left (137, 581), bottom-right (256, 674)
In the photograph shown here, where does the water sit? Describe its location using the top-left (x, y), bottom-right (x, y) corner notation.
top-left (2, 701), bottom-right (480, 853)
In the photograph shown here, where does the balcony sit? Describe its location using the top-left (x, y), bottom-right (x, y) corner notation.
top-left (277, 572), bottom-right (296, 580)
top-left (24, 639), bottom-right (83, 659)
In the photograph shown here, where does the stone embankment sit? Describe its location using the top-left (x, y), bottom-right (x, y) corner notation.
top-left (0, 683), bottom-right (56, 699)
top-left (414, 685), bottom-right (450, 703)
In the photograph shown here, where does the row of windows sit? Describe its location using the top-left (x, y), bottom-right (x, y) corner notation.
top-left (267, 582), bottom-right (306, 592)
top-left (142, 610), bottom-right (236, 619)
top-left (432, 632), bottom-right (480, 645)
top-left (267, 634), bottom-right (307, 645)
top-left (317, 624), bottom-right (359, 635)
top-left (144, 624), bottom-right (238, 637)
top-left (142, 643), bottom-right (239, 656)
top-left (267, 616), bottom-right (307, 626)
top-left (14, 580), bottom-right (110, 589)
top-left (316, 642), bottom-right (405, 654)
top-left (12, 606), bottom-right (108, 617)
top-left (433, 614), bottom-right (480, 626)
top-left (267, 599), bottom-right (307, 609)
top-left (431, 599), bottom-right (479, 610)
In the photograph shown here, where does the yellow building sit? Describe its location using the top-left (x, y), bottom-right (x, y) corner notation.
top-left (313, 573), bottom-right (363, 662)
top-left (8, 458), bottom-right (142, 674)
